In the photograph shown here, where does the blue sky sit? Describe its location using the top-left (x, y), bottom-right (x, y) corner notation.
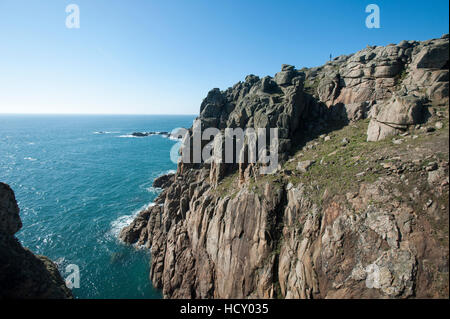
top-left (0, 0), bottom-right (448, 115)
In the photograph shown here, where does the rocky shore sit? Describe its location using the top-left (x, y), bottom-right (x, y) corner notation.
top-left (0, 183), bottom-right (72, 299)
top-left (120, 35), bottom-right (449, 298)
top-left (131, 131), bottom-right (170, 137)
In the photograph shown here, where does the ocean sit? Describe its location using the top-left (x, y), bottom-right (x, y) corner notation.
top-left (0, 114), bottom-right (196, 298)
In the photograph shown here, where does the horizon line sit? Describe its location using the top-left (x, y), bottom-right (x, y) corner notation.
top-left (0, 112), bottom-right (199, 116)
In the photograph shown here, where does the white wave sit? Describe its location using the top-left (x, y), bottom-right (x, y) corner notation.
top-left (133, 243), bottom-right (148, 250)
top-left (54, 257), bottom-right (67, 267)
top-left (117, 134), bottom-right (139, 138)
top-left (167, 135), bottom-right (182, 141)
top-left (165, 169), bottom-right (176, 175)
top-left (24, 157), bottom-right (37, 161)
top-left (146, 186), bottom-right (162, 193)
top-left (93, 131), bottom-right (119, 134)
top-left (109, 203), bottom-right (156, 239)
top-left (109, 215), bottom-right (136, 238)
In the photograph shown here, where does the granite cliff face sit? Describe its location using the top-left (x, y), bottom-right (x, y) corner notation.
top-left (121, 35), bottom-right (449, 298)
top-left (0, 183), bottom-right (72, 299)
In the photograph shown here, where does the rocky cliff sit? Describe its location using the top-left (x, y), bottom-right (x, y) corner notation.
top-left (121, 34), bottom-right (449, 298)
top-left (0, 183), bottom-right (72, 299)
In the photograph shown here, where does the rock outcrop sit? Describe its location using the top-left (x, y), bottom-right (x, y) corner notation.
top-left (367, 95), bottom-right (425, 141)
top-left (305, 34), bottom-right (448, 141)
top-left (121, 35), bottom-right (449, 299)
top-left (153, 173), bottom-right (175, 189)
top-left (0, 183), bottom-right (72, 299)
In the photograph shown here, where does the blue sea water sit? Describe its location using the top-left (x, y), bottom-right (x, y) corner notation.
top-left (0, 114), bottom-right (196, 299)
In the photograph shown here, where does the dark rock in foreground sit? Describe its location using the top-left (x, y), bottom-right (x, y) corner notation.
top-left (0, 183), bottom-right (72, 299)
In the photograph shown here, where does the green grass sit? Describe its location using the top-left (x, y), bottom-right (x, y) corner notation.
top-left (394, 67), bottom-right (408, 89)
top-left (214, 170), bottom-right (239, 198)
top-left (213, 115), bottom-right (449, 212)
top-left (280, 119), bottom-right (392, 204)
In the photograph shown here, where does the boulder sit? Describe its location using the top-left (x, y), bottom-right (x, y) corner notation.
top-left (274, 70), bottom-right (295, 86)
top-left (428, 168), bottom-right (446, 185)
top-left (413, 41), bottom-right (449, 69)
top-left (281, 64), bottom-right (295, 71)
top-left (131, 132), bottom-right (148, 137)
top-left (367, 95), bottom-right (424, 141)
top-left (374, 64), bottom-right (402, 78)
top-left (374, 95), bottom-right (424, 126)
top-left (367, 119), bottom-right (401, 142)
top-left (261, 76), bottom-right (279, 93)
top-left (297, 160), bottom-right (315, 173)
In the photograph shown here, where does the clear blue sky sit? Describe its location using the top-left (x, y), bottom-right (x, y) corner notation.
top-left (0, 0), bottom-right (448, 115)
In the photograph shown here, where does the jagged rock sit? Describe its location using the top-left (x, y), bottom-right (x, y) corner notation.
top-left (131, 132), bottom-right (147, 137)
top-left (261, 76), bottom-right (279, 93)
top-left (153, 173), bottom-right (175, 189)
top-left (413, 40), bottom-right (449, 69)
top-left (364, 206), bottom-right (399, 248)
top-left (0, 184), bottom-right (21, 235)
top-left (120, 35), bottom-right (449, 300)
top-left (274, 66), bottom-right (297, 86)
top-left (281, 64), bottom-right (295, 71)
top-left (199, 88), bottom-right (225, 120)
top-left (344, 102), bottom-right (369, 121)
top-left (365, 250), bottom-right (416, 297)
top-left (131, 131), bottom-right (171, 137)
top-left (119, 208), bottom-right (152, 244)
top-left (0, 183), bottom-right (72, 299)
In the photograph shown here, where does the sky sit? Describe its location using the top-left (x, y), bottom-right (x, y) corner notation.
top-left (0, 0), bottom-right (448, 115)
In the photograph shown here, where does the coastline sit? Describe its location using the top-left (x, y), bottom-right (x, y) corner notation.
top-left (119, 34), bottom-right (449, 299)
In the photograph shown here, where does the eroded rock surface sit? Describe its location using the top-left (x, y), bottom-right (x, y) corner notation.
top-left (121, 35), bottom-right (449, 299)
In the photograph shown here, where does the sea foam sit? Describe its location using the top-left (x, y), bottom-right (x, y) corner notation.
top-left (109, 203), bottom-right (155, 239)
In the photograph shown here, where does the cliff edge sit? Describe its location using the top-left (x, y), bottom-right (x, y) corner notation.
top-left (121, 34), bottom-right (449, 298)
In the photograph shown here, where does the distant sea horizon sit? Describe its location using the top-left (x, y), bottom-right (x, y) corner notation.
top-left (0, 113), bottom-right (198, 116)
top-left (0, 114), bottom-right (196, 298)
